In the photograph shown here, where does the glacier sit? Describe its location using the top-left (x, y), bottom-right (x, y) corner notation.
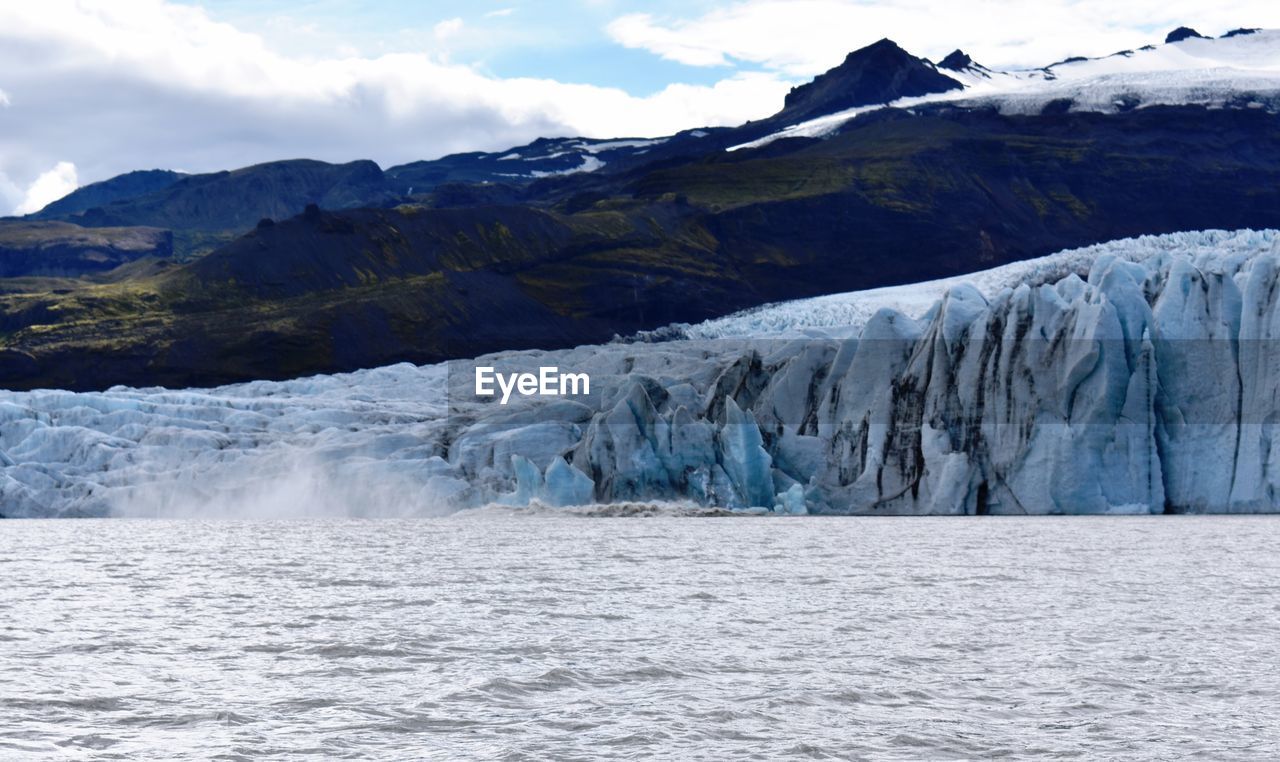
top-left (4, 229), bottom-right (1280, 517)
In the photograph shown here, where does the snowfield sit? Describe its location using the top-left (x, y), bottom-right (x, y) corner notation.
top-left (4, 229), bottom-right (1280, 518)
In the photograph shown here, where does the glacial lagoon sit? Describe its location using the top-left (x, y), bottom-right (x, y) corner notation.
top-left (2, 515), bottom-right (1278, 760)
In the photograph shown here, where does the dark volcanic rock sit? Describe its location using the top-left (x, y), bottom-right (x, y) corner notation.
top-left (0, 221), bottom-right (173, 277)
top-left (31, 169), bottom-right (186, 219)
top-left (937, 49), bottom-right (973, 71)
top-left (67, 159), bottom-right (393, 233)
top-left (776, 39), bottom-right (962, 123)
top-left (1165, 27), bottom-right (1207, 43)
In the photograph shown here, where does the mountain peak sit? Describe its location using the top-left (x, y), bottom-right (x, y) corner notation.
top-left (1165, 26), bottom-right (1207, 43)
top-left (777, 38), bottom-right (962, 124)
top-left (937, 49), bottom-right (974, 71)
top-left (852, 37), bottom-right (908, 56)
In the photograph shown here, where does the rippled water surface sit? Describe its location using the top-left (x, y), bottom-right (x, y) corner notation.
top-left (3, 516), bottom-right (1280, 760)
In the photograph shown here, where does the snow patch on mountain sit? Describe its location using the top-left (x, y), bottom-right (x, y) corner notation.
top-left (530, 155), bottom-right (605, 178)
top-left (579, 139), bottom-right (666, 153)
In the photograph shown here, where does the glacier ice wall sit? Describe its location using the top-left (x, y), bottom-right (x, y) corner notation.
top-left (4, 229), bottom-right (1280, 517)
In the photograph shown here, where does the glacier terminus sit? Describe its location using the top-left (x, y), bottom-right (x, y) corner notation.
top-left (4, 229), bottom-right (1280, 517)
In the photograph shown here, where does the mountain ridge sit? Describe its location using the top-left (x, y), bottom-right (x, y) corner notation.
top-left (31, 169), bottom-right (187, 220)
top-left (24, 26), bottom-right (1280, 232)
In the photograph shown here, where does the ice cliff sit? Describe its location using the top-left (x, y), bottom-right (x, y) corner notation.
top-left (3, 230), bottom-right (1280, 517)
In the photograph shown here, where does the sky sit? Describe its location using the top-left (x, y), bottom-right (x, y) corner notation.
top-left (2, 0), bottom-right (1279, 215)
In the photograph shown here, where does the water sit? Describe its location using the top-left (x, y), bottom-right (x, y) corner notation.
top-left (2, 515), bottom-right (1279, 760)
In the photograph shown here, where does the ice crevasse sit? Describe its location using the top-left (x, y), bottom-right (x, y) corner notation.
top-left (3, 229), bottom-right (1280, 517)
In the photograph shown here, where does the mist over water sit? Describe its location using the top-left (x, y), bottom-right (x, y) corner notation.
top-left (3, 516), bottom-right (1280, 760)
top-left (108, 453), bottom-right (458, 519)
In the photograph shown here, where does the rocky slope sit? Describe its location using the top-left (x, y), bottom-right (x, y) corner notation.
top-left (773, 38), bottom-right (962, 124)
top-left (0, 221), bottom-right (172, 278)
top-left (4, 102), bottom-right (1280, 390)
top-left (64, 159), bottom-right (392, 233)
top-left (30, 170), bottom-right (186, 219)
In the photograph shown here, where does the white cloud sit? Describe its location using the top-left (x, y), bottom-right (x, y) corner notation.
top-left (607, 0), bottom-right (1280, 75)
top-left (14, 162), bottom-right (78, 215)
top-left (0, 171), bottom-right (24, 214)
top-left (433, 17), bottom-right (464, 41)
top-left (0, 0), bottom-right (792, 205)
top-left (609, 13), bottom-right (732, 67)
top-left (484, 8), bottom-right (516, 18)
top-left (0, 88), bottom-right (9, 107)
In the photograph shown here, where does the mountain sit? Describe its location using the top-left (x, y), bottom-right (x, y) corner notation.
top-left (5, 29), bottom-right (1280, 390)
top-left (30, 169), bottom-right (186, 219)
top-left (28, 136), bottom-right (740, 253)
top-left (0, 221), bottom-right (172, 278)
top-left (936, 49), bottom-right (976, 71)
top-left (13, 37), bottom-right (992, 237)
top-left (734, 27), bottom-right (1280, 149)
top-left (385, 133), bottom-right (726, 190)
top-left (773, 38), bottom-right (963, 124)
top-left (63, 159), bottom-right (391, 233)
top-left (5, 101), bottom-right (1280, 390)
top-left (35, 28), bottom-right (1280, 234)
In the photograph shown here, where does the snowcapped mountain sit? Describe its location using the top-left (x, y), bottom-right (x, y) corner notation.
top-left (6, 228), bottom-right (1280, 517)
top-left (734, 27), bottom-right (1280, 150)
top-left (28, 26), bottom-right (1280, 215)
top-left (772, 38), bottom-right (964, 124)
top-left (383, 35), bottom-right (1003, 185)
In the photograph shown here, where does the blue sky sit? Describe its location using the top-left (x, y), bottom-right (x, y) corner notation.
top-left (3, 0), bottom-right (1279, 214)
top-left (176, 0), bottom-right (732, 93)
